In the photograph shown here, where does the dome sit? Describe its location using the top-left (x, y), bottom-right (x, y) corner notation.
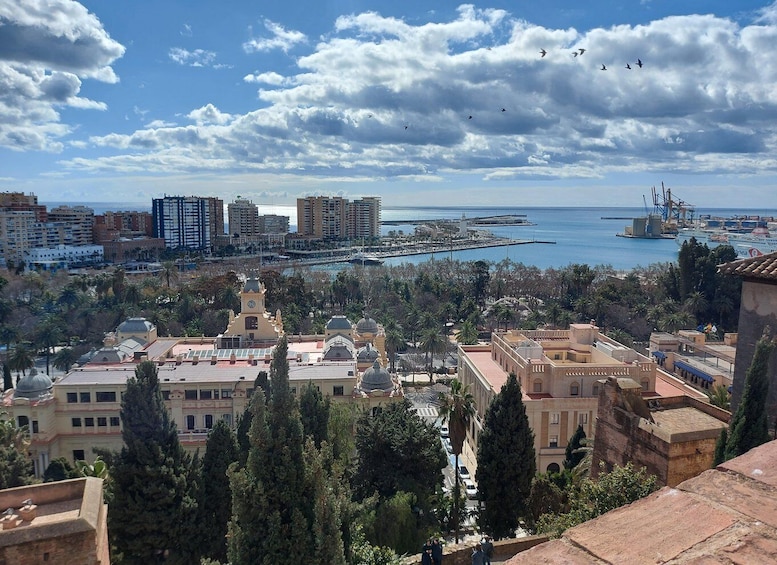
top-left (356, 315), bottom-right (379, 334)
top-left (360, 360), bottom-right (393, 392)
top-left (117, 317), bottom-right (154, 334)
top-left (243, 278), bottom-right (262, 293)
top-left (326, 316), bottom-right (352, 330)
top-left (14, 367), bottom-right (53, 400)
top-left (357, 343), bottom-right (379, 362)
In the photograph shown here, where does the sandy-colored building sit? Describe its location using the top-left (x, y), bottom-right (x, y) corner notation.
top-left (592, 376), bottom-right (729, 487)
top-left (218, 277), bottom-right (284, 348)
top-left (457, 324), bottom-right (658, 474)
top-left (649, 329), bottom-right (737, 392)
top-left (0, 477), bottom-right (109, 565)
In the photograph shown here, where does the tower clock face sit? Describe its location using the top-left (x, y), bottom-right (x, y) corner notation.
top-left (247, 299), bottom-right (256, 308)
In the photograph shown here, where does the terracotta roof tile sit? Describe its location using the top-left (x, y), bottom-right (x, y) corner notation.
top-left (719, 251), bottom-right (777, 281)
top-left (505, 440), bottom-right (777, 565)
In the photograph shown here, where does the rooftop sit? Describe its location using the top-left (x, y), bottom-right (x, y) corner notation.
top-left (719, 251), bottom-right (777, 281)
top-left (507, 439), bottom-right (777, 564)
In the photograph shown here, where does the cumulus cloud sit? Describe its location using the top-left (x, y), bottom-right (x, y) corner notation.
top-left (0, 0), bottom-right (124, 150)
top-left (42, 3), bottom-right (777, 184)
top-left (243, 19), bottom-right (306, 53)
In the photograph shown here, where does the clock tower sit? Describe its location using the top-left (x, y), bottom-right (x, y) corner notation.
top-left (241, 277), bottom-right (265, 314)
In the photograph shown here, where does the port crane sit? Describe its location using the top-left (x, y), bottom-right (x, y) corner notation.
top-left (651, 182), bottom-right (695, 232)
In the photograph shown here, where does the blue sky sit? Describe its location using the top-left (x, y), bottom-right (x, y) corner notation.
top-left (2, 0), bottom-right (777, 210)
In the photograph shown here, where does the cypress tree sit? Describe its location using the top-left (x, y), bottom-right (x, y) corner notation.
top-left (300, 381), bottom-right (330, 448)
top-left (713, 427), bottom-right (728, 467)
top-left (476, 373), bottom-right (536, 539)
top-left (563, 424), bottom-right (587, 470)
top-left (725, 332), bottom-right (774, 461)
top-left (199, 419), bottom-right (238, 563)
top-left (229, 336), bottom-right (336, 565)
top-left (2, 363), bottom-right (11, 391)
top-left (109, 361), bottom-right (199, 565)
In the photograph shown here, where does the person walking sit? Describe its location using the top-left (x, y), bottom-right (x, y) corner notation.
top-left (421, 547), bottom-right (433, 565)
top-left (431, 537), bottom-right (443, 565)
top-left (481, 535), bottom-right (494, 565)
top-left (471, 543), bottom-right (485, 565)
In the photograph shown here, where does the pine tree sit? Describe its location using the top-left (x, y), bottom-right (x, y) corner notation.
top-left (476, 373), bottom-right (536, 539)
top-left (229, 336), bottom-right (339, 565)
top-left (563, 424), bottom-right (587, 470)
top-left (199, 419), bottom-right (238, 563)
top-left (713, 427), bottom-right (727, 467)
top-left (725, 332), bottom-right (774, 461)
top-left (108, 361), bottom-right (199, 565)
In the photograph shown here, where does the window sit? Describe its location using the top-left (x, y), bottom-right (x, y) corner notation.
top-left (290, 387), bottom-right (297, 395)
top-left (533, 379), bottom-right (542, 393)
top-left (213, 389), bottom-right (220, 399)
top-left (579, 413), bottom-right (588, 425)
top-left (72, 417), bottom-right (82, 427)
top-left (32, 420), bottom-right (39, 433)
top-left (547, 462), bottom-right (561, 473)
top-left (85, 417), bottom-right (95, 427)
top-left (570, 383), bottom-right (580, 396)
top-left (221, 389), bottom-right (232, 399)
top-left (110, 417), bottom-right (120, 427)
top-left (550, 413), bottom-right (559, 424)
top-left (184, 389), bottom-right (198, 400)
top-left (550, 435), bottom-right (558, 448)
top-left (17, 415), bottom-right (29, 428)
top-left (80, 392), bottom-right (91, 403)
top-left (204, 414), bottom-right (213, 429)
top-left (592, 383), bottom-right (600, 397)
top-left (222, 414), bottom-right (232, 426)
top-left (162, 390), bottom-right (171, 401)
top-left (96, 391), bottom-right (117, 402)
top-left (66, 392), bottom-right (78, 403)
top-left (245, 316), bottom-right (258, 330)
top-left (73, 450), bottom-right (85, 461)
top-left (97, 417), bottom-right (107, 427)
top-left (186, 415), bottom-right (195, 430)
top-left (333, 386), bottom-right (344, 396)
top-left (200, 390), bottom-right (212, 400)
top-left (641, 379), bottom-right (650, 391)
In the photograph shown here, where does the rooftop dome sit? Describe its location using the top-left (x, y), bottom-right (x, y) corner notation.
top-left (356, 315), bottom-right (379, 334)
top-left (13, 367), bottom-right (53, 400)
top-left (357, 343), bottom-right (380, 362)
top-left (117, 317), bottom-right (154, 334)
top-left (360, 360), bottom-right (393, 392)
top-left (244, 278), bottom-right (262, 293)
top-left (326, 316), bottom-right (352, 330)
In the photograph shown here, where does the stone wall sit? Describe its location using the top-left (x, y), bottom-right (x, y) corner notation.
top-left (401, 535), bottom-right (550, 565)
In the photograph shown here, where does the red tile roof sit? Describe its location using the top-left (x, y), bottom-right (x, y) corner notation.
top-left (506, 439), bottom-right (777, 564)
top-left (719, 251), bottom-right (777, 281)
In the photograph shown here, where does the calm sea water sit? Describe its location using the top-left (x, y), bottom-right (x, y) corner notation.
top-left (49, 202), bottom-right (777, 271)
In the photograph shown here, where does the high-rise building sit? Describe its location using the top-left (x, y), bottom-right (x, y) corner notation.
top-left (227, 198), bottom-right (258, 237)
top-left (296, 195), bottom-right (380, 239)
top-left (152, 196), bottom-right (222, 250)
top-left (0, 191), bottom-right (47, 221)
top-left (93, 210), bottom-right (154, 242)
top-left (48, 205), bottom-right (94, 246)
top-left (256, 214), bottom-right (289, 234)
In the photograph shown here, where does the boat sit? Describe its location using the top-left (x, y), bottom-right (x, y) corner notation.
top-left (676, 226), bottom-right (777, 258)
top-left (348, 252), bottom-right (384, 266)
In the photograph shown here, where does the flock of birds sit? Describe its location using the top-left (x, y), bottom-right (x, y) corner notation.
top-left (540, 47), bottom-right (643, 71)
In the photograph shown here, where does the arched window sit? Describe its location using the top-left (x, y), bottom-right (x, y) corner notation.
top-left (547, 462), bottom-right (560, 473)
top-left (570, 382), bottom-right (580, 396)
top-left (533, 379), bottom-right (543, 393)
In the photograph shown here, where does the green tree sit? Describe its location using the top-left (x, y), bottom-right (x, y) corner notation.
top-left (0, 412), bottom-right (34, 489)
top-left (420, 328), bottom-right (447, 376)
top-left (109, 361), bottom-right (199, 564)
top-left (724, 332), bottom-right (774, 461)
top-left (8, 343), bottom-right (35, 379)
top-left (476, 373), bottom-right (536, 539)
top-left (437, 378), bottom-right (476, 542)
top-left (713, 428), bottom-right (728, 467)
top-left (2, 363), bottom-right (11, 391)
top-left (526, 473), bottom-right (567, 533)
top-left (44, 457), bottom-right (80, 482)
top-left (199, 419), bottom-right (238, 563)
top-left (53, 347), bottom-right (78, 374)
top-left (706, 384), bottom-right (731, 411)
top-left (456, 319), bottom-right (479, 345)
top-left (299, 381), bottom-right (330, 448)
top-left (536, 462), bottom-right (658, 537)
top-left (563, 425), bottom-right (587, 470)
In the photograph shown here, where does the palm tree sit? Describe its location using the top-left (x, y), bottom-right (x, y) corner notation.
top-left (35, 320), bottom-right (63, 376)
top-left (384, 326), bottom-right (405, 373)
top-left (8, 343), bottom-right (35, 379)
top-left (420, 328), bottom-right (447, 379)
top-left (707, 384), bottom-right (731, 411)
top-left (53, 347), bottom-right (78, 374)
top-left (438, 378), bottom-right (476, 543)
top-left (160, 260), bottom-right (179, 288)
top-left (456, 319), bottom-right (479, 345)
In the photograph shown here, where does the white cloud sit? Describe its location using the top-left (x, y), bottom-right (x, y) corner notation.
top-left (34, 4), bottom-right (777, 186)
top-left (0, 0), bottom-right (124, 150)
top-left (168, 47), bottom-right (217, 67)
top-left (243, 19), bottom-right (306, 53)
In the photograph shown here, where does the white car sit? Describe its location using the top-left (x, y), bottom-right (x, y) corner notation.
top-left (463, 478), bottom-right (478, 499)
top-left (440, 424), bottom-right (449, 438)
top-left (457, 465), bottom-right (470, 480)
top-left (443, 437), bottom-right (453, 454)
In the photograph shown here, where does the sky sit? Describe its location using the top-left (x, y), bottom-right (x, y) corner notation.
top-left (2, 0), bottom-right (777, 210)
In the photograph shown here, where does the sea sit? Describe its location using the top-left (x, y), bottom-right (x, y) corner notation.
top-left (47, 202), bottom-right (777, 272)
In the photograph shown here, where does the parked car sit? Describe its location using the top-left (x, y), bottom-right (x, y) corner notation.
top-left (443, 437), bottom-right (453, 454)
top-left (457, 465), bottom-right (470, 480)
top-left (440, 424), bottom-right (449, 438)
top-left (463, 478), bottom-right (478, 499)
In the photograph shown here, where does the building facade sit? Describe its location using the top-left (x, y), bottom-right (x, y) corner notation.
top-left (227, 198), bottom-right (258, 237)
top-left (152, 196), bottom-right (222, 251)
top-left (296, 196), bottom-right (381, 240)
top-left (47, 206), bottom-right (95, 246)
top-left (457, 325), bottom-right (658, 473)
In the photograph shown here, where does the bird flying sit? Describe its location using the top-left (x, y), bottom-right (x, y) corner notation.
top-left (601, 64), bottom-right (607, 70)
top-left (625, 63), bottom-right (631, 69)
top-left (540, 49), bottom-right (547, 57)
top-left (636, 59), bottom-right (643, 68)
top-left (578, 48), bottom-right (586, 55)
